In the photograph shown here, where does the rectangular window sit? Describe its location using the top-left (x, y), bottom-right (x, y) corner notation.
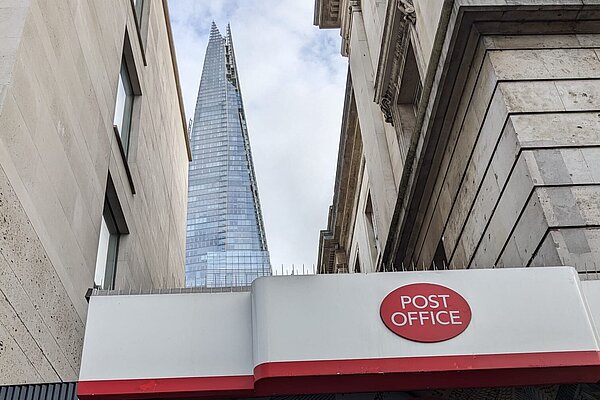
top-left (94, 203), bottom-right (120, 290)
top-left (113, 32), bottom-right (142, 194)
top-left (365, 194), bottom-right (379, 269)
top-left (94, 175), bottom-right (129, 290)
top-left (131, 0), bottom-right (149, 64)
top-left (114, 60), bottom-right (134, 155)
top-left (395, 43), bottom-right (422, 153)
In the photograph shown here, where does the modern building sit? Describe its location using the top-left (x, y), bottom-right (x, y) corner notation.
top-left (0, 0), bottom-right (189, 385)
top-left (315, 0), bottom-right (600, 277)
top-left (185, 23), bottom-right (271, 288)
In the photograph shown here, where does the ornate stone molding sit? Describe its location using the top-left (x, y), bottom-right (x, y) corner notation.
top-left (375, 0), bottom-right (417, 125)
top-left (398, 0), bottom-right (416, 25)
top-left (377, 7), bottom-right (412, 126)
top-left (381, 92), bottom-right (395, 124)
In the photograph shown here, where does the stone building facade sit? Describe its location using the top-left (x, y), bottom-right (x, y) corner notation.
top-left (316, 0), bottom-right (600, 276)
top-left (0, 0), bottom-right (190, 384)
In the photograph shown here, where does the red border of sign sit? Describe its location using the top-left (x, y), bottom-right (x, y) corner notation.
top-left (77, 351), bottom-right (600, 399)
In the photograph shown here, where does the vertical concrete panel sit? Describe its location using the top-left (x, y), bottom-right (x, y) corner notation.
top-left (412, 41), bottom-right (492, 265)
top-left (471, 155), bottom-right (534, 268)
top-left (499, 81), bottom-right (565, 113)
top-left (349, 11), bottom-right (397, 255)
top-left (497, 188), bottom-right (549, 267)
top-left (361, 0), bottom-right (385, 74)
top-left (549, 228), bottom-right (600, 271)
top-left (0, 321), bottom-right (41, 384)
top-left (413, 0), bottom-right (444, 69)
top-left (529, 232), bottom-right (562, 267)
top-left (442, 89), bottom-right (509, 260)
top-left (555, 80), bottom-right (600, 110)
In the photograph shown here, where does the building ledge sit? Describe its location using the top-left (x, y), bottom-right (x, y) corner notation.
top-left (314, 0), bottom-right (342, 28)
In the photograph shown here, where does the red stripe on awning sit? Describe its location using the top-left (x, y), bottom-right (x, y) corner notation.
top-left (78, 351), bottom-right (600, 399)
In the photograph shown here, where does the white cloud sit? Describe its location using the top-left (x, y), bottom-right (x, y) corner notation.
top-left (168, 0), bottom-right (347, 274)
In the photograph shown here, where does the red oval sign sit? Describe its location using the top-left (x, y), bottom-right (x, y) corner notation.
top-left (380, 283), bottom-right (471, 342)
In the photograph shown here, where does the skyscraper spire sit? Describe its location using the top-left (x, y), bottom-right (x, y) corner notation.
top-left (185, 23), bottom-right (271, 288)
top-left (210, 20), bottom-right (219, 34)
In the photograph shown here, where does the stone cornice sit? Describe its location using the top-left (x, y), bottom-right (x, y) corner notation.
top-left (161, 0), bottom-right (191, 161)
top-left (314, 0), bottom-right (342, 28)
top-left (374, 0), bottom-right (416, 126)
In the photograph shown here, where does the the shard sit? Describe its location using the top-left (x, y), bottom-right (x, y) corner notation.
top-left (185, 23), bottom-right (271, 288)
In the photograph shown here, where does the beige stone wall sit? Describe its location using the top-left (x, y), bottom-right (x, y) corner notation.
top-left (318, 0), bottom-right (600, 277)
top-left (411, 34), bottom-right (600, 272)
top-left (0, 0), bottom-right (188, 384)
top-left (413, 0), bottom-right (444, 71)
top-left (346, 9), bottom-right (399, 272)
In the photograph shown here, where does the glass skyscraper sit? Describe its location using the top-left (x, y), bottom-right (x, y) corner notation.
top-left (185, 23), bottom-right (271, 288)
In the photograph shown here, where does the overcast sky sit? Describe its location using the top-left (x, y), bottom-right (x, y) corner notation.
top-left (168, 0), bottom-right (347, 274)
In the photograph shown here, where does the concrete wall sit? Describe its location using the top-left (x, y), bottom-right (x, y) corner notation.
top-left (413, 0), bottom-right (444, 71)
top-left (319, 0), bottom-right (442, 273)
top-left (347, 7), bottom-right (398, 271)
top-left (0, 0), bottom-right (188, 384)
top-left (336, 0), bottom-right (436, 272)
top-left (412, 34), bottom-right (600, 272)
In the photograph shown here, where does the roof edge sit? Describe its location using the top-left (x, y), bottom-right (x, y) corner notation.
top-left (161, 0), bottom-right (192, 161)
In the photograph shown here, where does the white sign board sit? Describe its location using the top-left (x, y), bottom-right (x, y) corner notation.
top-left (78, 267), bottom-right (600, 399)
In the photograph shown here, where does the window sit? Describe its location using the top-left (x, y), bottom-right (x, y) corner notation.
top-left (94, 203), bottom-right (120, 290)
top-left (94, 175), bottom-right (129, 290)
top-left (134, 0), bottom-right (144, 19)
top-left (395, 43), bottom-right (422, 148)
top-left (365, 194), bottom-right (379, 268)
top-left (354, 251), bottom-right (361, 273)
top-left (113, 31), bottom-right (142, 193)
top-left (130, 0), bottom-right (149, 64)
top-left (114, 59), bottom-right (134, 155)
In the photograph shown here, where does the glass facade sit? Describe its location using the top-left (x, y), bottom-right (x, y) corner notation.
top-left (185, 23), bottom-right (271, 288)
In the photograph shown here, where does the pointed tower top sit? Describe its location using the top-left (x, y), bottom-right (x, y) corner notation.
top-left (226, 23), bottom-right (232, 37)
top-left (209, 21), bottom-right (221, 39)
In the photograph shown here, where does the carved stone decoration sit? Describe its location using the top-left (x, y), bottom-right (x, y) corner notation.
top-left (398, 0), bottom-right (416, 25)
top-left (378, 10), bottom-right (411, 126)
top-left (376, 0), bottom-right (414, 125)
top-left (381, 92), bottom-right (395, 124)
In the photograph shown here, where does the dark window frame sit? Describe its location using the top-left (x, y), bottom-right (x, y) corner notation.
top-left (394, 41), bottom-right (422, 145)
top-left (113, 30), bottom-right (142, 194)
top-left (365, 194), bottom-right (379, 268)
top-left (94, 176), bottom-right (129, 290)
top-left (129, 0), bottom-right (149, 65)
top-left (114, 59), bottom-right (134, 155)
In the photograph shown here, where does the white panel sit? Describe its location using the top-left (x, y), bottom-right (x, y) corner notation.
top-left (582, 280), bottom-right (600, 342)
top-left (252, 268), bottom-right (598, 365)
top-left (80, 267), bottom-right (600, 382)
top-left (79, 292), bottom-right (253, 380)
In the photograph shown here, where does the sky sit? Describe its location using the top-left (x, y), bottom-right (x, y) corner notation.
top-left (168, 0), bottom-right (348, 274)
